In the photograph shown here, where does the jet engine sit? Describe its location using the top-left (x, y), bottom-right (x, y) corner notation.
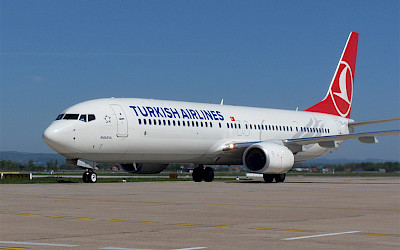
top-left (243, 142), bottom-right (294, 174)
top-left (121, 163), bottom-right (168, 174)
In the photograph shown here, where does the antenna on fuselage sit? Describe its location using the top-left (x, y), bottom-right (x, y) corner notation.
top-left (220, 99), bottom-right (224, 105)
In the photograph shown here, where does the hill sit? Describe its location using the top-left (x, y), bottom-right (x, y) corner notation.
top-left (0, 151), bottom-right (65, 166)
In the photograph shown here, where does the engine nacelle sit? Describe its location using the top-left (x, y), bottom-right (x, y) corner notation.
top-left (243, 142), bottom-right (294, 174)
top-left (120, 163), bottom-right (168, 174)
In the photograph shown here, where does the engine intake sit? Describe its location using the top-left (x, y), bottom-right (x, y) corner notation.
top-left (121, 163), bottom-right (168, 174)
top-left (243, 142), bottom-right (294, 174)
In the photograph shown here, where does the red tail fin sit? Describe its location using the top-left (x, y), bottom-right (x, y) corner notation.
top-left (306, 32), bottom-right (359, 118)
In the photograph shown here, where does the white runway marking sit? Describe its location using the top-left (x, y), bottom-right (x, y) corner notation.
top-left (282, 231), bottom-right (361, 240)
top-left (174, 248), bottom-right (207, 250)
top-left (100, 247), bottom-right (207, 250)
top-left (0, 240), bottom-right (79, 247)
top-left (100, 248), bottom-right (152, 250)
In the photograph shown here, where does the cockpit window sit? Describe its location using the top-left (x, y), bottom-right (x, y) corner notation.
top-left (88, 114), bottom-right (96, 122)
top-left (79, 114), bottom-right (87, 122)
top-left (63, 114), bottom-right (80, 120)
top-left (56, 114), bottom-right (65, 120)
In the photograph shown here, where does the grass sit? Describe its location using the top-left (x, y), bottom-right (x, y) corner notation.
top-left (0, 172), bottom-right (398, 184)
top-left (0, 176), bottom-right (242, 184)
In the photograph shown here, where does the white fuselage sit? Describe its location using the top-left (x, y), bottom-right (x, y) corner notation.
top-left (43, 98), bottom-right (351, 165)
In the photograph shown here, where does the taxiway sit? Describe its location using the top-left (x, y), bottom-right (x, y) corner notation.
top-left (1, 176), bottom-right (399, 249)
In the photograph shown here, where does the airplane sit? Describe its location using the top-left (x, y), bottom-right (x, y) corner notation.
top-left (43, 32), bottom-right (400, 183)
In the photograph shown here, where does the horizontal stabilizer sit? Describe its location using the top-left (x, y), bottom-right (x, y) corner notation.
top-left (349, 117), bottom-right (400, 127)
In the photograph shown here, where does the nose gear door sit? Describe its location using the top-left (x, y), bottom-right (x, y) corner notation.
top-left (110, 104), bottom-right (128, 137)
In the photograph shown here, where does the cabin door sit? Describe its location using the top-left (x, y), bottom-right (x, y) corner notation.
top-left (110, 104), bottom-right (128, 137)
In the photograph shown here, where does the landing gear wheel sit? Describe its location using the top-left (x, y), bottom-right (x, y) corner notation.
top-left (82, 171), bottom-right (90, 183)
top-left (82, 171), bottom-right (97, 183)
top-left (203, 167), bottom-right (214, 182)
top-left (89, 172), bottom-right (97, 183)
top-left (263, 174), bottom-right (274, 183)
top-left (192, 167), bottom-right (204, 182)
top-left (274, 173), bottom-right (286, 183)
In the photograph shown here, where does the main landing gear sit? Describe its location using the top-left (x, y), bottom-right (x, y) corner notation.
top-left (82, 170), bottom-right (97, 183)
top-left (263, 173), bottom-right (285, 183)
top-left (192, 165), bottom-right (214, 182)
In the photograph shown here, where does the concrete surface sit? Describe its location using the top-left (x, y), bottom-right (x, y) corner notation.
top-left (0, 176), bottom-right (399, 249)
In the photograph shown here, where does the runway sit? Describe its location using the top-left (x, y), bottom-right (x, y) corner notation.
top-left (1, 177), bottom-right (399, 249)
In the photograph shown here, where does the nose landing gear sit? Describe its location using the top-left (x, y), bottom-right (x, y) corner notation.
top-left (82, 170), bottom-right (97, 183)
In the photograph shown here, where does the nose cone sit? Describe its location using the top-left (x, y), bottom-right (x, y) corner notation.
top-left (43, 122), bottom-right (70, 153)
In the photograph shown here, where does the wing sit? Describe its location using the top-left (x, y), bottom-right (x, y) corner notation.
top-left (222, 130), bottom-right (400, 156)
top-left (283, 130), bottom-right (400, 148)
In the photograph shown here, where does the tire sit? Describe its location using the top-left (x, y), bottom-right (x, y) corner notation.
top-left (82, 172), bottom-right (90, 183)
top-left (89, 172), bottom-right (97, 183)
top-left (263, 174), bottom-right (274, 183)
top-left (274, 173), bottom-right (286, 183)
top-left (192, 167), bottom-right (204, 182)
top-left (203, 167), bottom-right (214, 182)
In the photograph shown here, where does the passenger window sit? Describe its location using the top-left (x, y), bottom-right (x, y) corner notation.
top-left (149, 119), bottom-right (152, 125)
top-left (56, 114), bottom-right (65, 120)
top-left (138, 119), bottom-right (142, 125)
top-left (163, 120), bottom-right (166, 126)
top-left (63, 114), bottom-right (79, 120)
top-left (159, 120), bottom-right (162, 125)
top-left (201, 122), bottom-right (203, 127)
top-left (177, 121), bottom-right (180, 126)
top-left (219, 122), bottom-right (221, 128)
top-left (192, 121), bottom-right (195, 127)
top-left (154, 119), bottom-right (157, 125)
top-left (250, 124), bottom-right (252, 129)
top-left (196, 121), bottom-right (199, 127)
top-left (168, 120), bottom-right (171, 126)
top-left (210, 122), bottom-right (213, 128)
top-left (205, 122), bottom-right (208, 127)
top-left (173, 120), bottom-right (176, 126)
top-left (144, 119), bottom-right (147, 125)
top-left (88, 114), bottom-right (96, 121)
top-left (79, 114), bottom-right (87, 122)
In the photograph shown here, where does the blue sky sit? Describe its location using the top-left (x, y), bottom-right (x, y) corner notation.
top-left (1, 0), bottom-right (399, 160)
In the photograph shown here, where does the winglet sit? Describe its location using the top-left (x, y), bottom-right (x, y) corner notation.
top-left (306, 32), bottom-right (359, 118)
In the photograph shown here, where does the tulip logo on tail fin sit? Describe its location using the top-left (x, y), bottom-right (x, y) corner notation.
top-left (330, 61), bottom-right (353, 118)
